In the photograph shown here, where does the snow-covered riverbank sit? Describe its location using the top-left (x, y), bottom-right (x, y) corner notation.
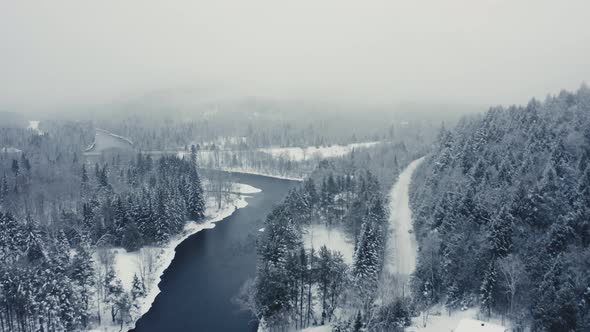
top-left (88, 183), bottom-right (261, 332)
top-left (222, 167), bottom-right (304, 181)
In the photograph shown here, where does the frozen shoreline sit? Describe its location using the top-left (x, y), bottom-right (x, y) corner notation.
top-left (89, 184), bottom-right (261, 332)
top-left (221, 167), bottom-right (304, 182)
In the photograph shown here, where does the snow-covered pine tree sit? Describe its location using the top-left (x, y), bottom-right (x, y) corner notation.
top-left (131, 273), bottom-right (146, 301)
top-left (488, 207), bottom-right (513, 258)
top-left (352, 218), bottom-right (382, 312)
top-left (113, 196), bottom-right (129, 244)
top-left (573, 165), bottom-right (590, 246)
top-left (154, 189), bottom-right (171, 244)
top-left (480, 261), bottom-right (497, 316)
top-left (104, 267), bottom-right (125, 323)
top-left (186, 169), bottom-right (205, 221)
top-left (70, 239), bottom-right (95, 328)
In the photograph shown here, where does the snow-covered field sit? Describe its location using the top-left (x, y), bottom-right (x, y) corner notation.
top-left (27, 120), bottom-right (43, 134)
top-left (89, 183), bottom-right (261, 332)
top-left (300, 325), bottom-right (332, 332)
top-left (258, 141), bottom-right (380, 162)
top-left (86, 129), bottom-right (134, 153)
top-left (232, 182), bottom-right (262, 194)
top-left (222, 166), bottom-right (304, 181)
top-left (383, 157), bottom-right (424, 277)
top-left (176, 141), bottom-right (382, 181)
top-left (302, 223), bottom-right (354, 265)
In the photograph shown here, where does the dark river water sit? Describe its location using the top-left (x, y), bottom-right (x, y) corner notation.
top-left (131, 172), bottom-right (298, 332)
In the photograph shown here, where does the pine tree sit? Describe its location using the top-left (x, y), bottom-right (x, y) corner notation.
top-left (0, 173), bottom-right (8, 203)
top-left (54, 230), bottom-right (71, 266)
top-left (98, 164), bottom-right (110, 188)
top-left (573, 165), bottom-right (590, 246)
top-left (480, 261), bottom-right (497, 316)
top-left (353, 218), bottom-right (383, 311)
top-left (353, 311), bottom-right (362, 332)
top-left (488, 207), bottom-right (513, 258)
top-left (154, 189), bottom-right (171, 244)
top-left (70, 240), bottom-right (95, 328)
top-left (122, 221), bottom-right (143, 252)
top-left (11, 159), bottom-right (19, 177)
top-left (190, 144), bottom-right (198, 168)
top-left (532, 258), bottom-right (578, 332)
top-left (11, 159), bottom-right (19, 192)
top-left (23, 217), bottom-right (45, 263)
top-left (445, 281), bottom-right (461, 313)
top-left (81, 163), bottom-right (89, 183)
top-left (317, 245), bottom-right (331, 322)
top-left (104, 267), bottom-right (124, 323)
top-left (113, 196), bottom-right (129, 244)
top-left (186, 170), bottom-right (205, 221)
top-left (130, 274), bottom-right (146, 301)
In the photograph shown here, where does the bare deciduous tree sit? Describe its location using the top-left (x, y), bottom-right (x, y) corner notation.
top-left (498, 253), bottom-right (524, 320)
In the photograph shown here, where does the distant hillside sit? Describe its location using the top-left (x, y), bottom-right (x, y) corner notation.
top-left (0, 111), bottom-right (26, 128)
top-left (409, 86), bottom-right (590, 331)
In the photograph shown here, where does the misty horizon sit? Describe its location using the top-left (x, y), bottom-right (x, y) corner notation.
top-left (2, 0), bottom-right (589, 111)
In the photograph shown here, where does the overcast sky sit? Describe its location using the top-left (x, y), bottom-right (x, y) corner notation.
top-left (1, 0), bottom-right (589, 110)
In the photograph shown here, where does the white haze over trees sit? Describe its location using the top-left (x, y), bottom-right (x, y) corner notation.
top-left (1, 0), bottom-right (590, 110)
top-left (1, 1), bottom-right (589, 332)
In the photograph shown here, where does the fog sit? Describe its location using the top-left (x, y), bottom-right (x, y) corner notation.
top-left (1, 0), bottom-right (589, 110)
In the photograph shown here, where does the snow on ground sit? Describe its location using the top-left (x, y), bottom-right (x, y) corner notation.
top-left (222, 166), bottom-right (304, 181)
top-left (232, 182), bottom-right (263, 194)
top-left (259, 141), bottom-right (380, 162)
top-left (1, 147), bottom-right (22, 154)
top-left (299, 325), bottom-right (333, 332)
top-left (196, 136), bottom-right (247, 148)
top-left (27, 120), bottom-right (43, 134)
top-left (176, 150), bottom-right (305, 181)
top-left (109, 248), bottom-right (143, 290)
top-left (89, 186), bottom-right (261, 332)
top-left (86, 129), bottom-right (134, 153)
top-left (408, 306), bottom-right (510, 332)
top-left (455, 318), bottom-right (507, 332)
top-left (96, 128), bottom-right (135, 146)
top-left (383, 157), bottom-right (424, 277)
top-left (303, 223), bottom-right (354, 265)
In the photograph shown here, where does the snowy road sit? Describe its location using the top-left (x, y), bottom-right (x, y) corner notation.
top-left (383, 157), bottom-right (424, 277)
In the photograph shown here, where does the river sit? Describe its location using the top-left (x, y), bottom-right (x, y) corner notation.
top-left (131, 172), bottom-right (298, 332)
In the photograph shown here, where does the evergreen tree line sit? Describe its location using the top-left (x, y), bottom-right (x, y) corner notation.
top-left (409, 86), bottom-right (590, 331)
top-left (0, 212), bottom-right (96, 332)
top-left (80, 154), bottom-right (206, 249)
top-left (0, 121), bottom-right (94, 218)
top-left (0, 150), bottom-right (206, 331)
top-left (252, 165), bottom-right (408, 331)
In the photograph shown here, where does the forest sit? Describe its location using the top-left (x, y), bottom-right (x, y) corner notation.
top-left (410, 86), bottom-right (590, 332)
top-left (2, 1), bottom-right (589, 331)
top-left (0, 121), bottom-right (207, 331)
top-left (245, 135), bottom-right (427, 331)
